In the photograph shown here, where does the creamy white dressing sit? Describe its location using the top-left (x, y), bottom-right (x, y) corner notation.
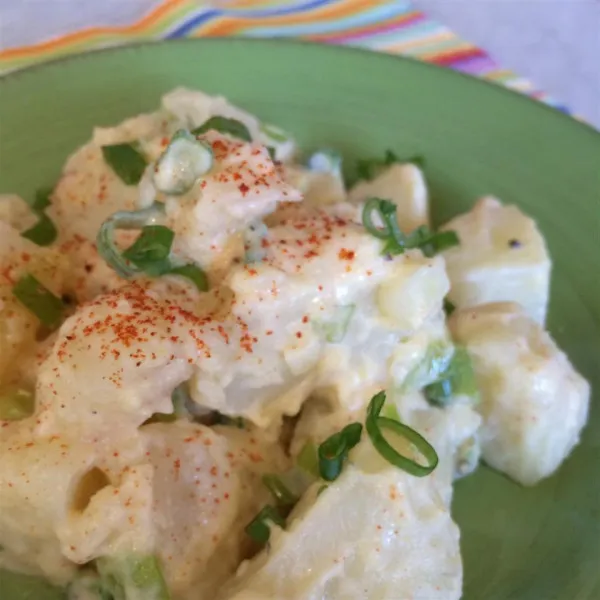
top-left (0, 88), bottom-right (589, 600)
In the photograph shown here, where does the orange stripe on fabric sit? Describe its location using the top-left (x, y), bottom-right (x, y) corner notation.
top-left (304, 10), bottom-right (421, 42)
top-left (0, 0), bottom-right (185, 60)
top-left (193, 0), bottom-right (391, 37)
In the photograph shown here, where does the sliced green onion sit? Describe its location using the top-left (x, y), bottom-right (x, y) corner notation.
top-left (212, 412), bottom-right (246, 429)
top-left (21, 212), bottom-right (57, 246)
top-left (166, 264), bottom-right (209, 292)
top-left (363, 199), bottom-right (459, 257)
top-left (32, 186), bottom-right (53, 212)
top-left (308, 149), bottom-right (342, 176)
top-left (356, 149), bottom-right (425, 182)
top-left (122, 225), bottom-right (174, 276)
top-left (96, 554), bottom-right (170, 600)
top-left (296, 441), bottom-right (319, 478)
top-left (192, 116), bottom-right (252, 142)
top-left (266, 146), bottom-right (277, 161)
top-left (362, 197), bottom-right (405, 253)
top-left (12, 274), bottom-right (65, 330)
top-left (259, 123), bottom-right (289, 143)
top-left (424, 346), bottom-right (478, 406)
top-left (153, 129), bottom-right (213, 195)
top-left (366, 391), bottom-right (438, 477)
top-left (444, 298), bottom-right (456, 316)
top-left (318, 422), bottom-right (363, 482)
top-left (318, 304), bottom-right (355, 343)
top-left (405, 226), bottom-right (460, 257)
top-left (0, 386), bottom-right (34, 421)
top-left (381, 402), bottom-right (400, 421)
top-left (262, 474), bottom-right (298, 506)
top-left (96, 204), bottom-right (165, 278)
top-left (245, 505), bottom-right (285, 545)
top-left (101, 143), bottom-right (147, 186)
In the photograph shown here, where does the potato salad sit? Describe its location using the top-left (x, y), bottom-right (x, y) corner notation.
top-left (0, 88), bottom-right (590, 600)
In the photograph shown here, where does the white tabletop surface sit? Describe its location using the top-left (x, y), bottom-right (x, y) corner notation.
top-left (1, 0), bottom-right (598, 128)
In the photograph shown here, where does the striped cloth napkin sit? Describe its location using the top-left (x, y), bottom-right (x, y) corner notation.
top-left (0, 0), bottom-right (568, 114)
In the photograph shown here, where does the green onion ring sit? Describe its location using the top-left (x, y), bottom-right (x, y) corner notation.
top-left (96, 204), bottom-right (165, 278)
top-left (366, 391), bottom-right (438, 477)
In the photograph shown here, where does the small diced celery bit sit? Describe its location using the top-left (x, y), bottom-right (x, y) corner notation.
top-left (441, 196), bottom-right (551, 324)
top-left (96, 554), bottom-right (170, 600)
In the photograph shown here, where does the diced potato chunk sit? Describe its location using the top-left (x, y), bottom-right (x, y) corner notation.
top-left (449, 302), bottom-right (589, 485)
top-left (441, 197), bottom-right (551, 324)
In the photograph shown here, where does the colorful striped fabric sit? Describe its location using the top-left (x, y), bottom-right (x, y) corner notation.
top-left (0, 0), bottom-right (568, 113)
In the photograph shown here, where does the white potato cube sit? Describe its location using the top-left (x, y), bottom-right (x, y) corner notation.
top-left (377, 251), bottom-right (450, 334)
top-left (349, 163), bottom-right (429, 233)
top-left (449, 302), bottom-right (590, 485)
top-left (441, 196), bottom-right (551, 324)
top-left (220, 438), bottom-right (461, 600)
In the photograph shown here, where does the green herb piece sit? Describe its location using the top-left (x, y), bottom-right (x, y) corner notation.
top-left (167, 264), bottom-right (209, 292)
top-left (296, 441), bottom-right (319, 478)
top-left (0, 387), bottom-right (34, 421)
top-left (245, 505), bottom-right (285, 545)
top-left (262, 474), bottom-right (298, 506)
top-left (260, 123), bottom-right (289, 143)
top-left (153, 129), bottom-right (213, 195)
top-left (21, 212), bottom-right (57, 246)
top-left (444, 298), bottom-right (456, 316)
top-left (101, 143), bottom-right (147, 186)
top-left (122, 225), bottom-right (174, 276)
top-left (192, 116), bottom-right (252, 142)
top-left (356, 149), bottom-right (425, 182)
top-left (366, 391), bottom-right (438, 477)
top-left (96, 205), bottom-right (165, 279)
top-left (318, 422), bottom-right (363, 482)
top-left (362, 198), bottom-right (459, 257)
top-left (424, 346), bottom-right (479, 406)
top-left (96, 554), bottom-right (170, 600)
top-left (12, 274), bottom-right (65, 330)
top-left (32, 186), bottom-right (53, 212)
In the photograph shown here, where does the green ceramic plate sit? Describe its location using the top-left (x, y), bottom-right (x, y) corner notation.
top-left (0, 39), bottom-right (598, 600)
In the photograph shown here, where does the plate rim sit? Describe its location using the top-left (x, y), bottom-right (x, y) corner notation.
top-left (1, 37), bottom-right (599, 141)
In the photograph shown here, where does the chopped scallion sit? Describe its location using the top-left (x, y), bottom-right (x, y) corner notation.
top-left (122, 225), bottom-right (174, 276)
top-left (366, 391), bottom-right (438, 477)
top-left (317, 304), bottom-right (355, 343)
top-left (212, 412), bottom-right (246, 428)
top-left (101, 143), bottom-right (147, 185)
top-left (318, 422), bottom-right (363, 482)
top-left (12, 274), bottom-right (65, 330)
top-left (21, 212), bottom-right (57, 246)
top-left (260, 123), bottom-right (289, 143)
top-left (308, 149), bottom-right (342, 176)
top-left (444, 298), bottom-right (456, 316)
top-left (166, 264), bottom-right (209, 292)
top-left (424, 346), bottom-right (478, 406)
top-left (97, 204), bottom-right (165, 278)
top-left (245, 505), bottom-right (285, 545)
top-left (153, 129), bottom-right (213, 195)
top-left (0, 386), bottom-right (34, 421)
top-left (262, 474), bottom-right (298, 506)
top-left (356, 149), bottom-right (425, 182)
top-left (32, 186), bottom-right (53, 212)
top-left (296, 441), bottom-right (319, 478)
top-left (362, 198), bottom-right (459, 257)
top-left (192, 116), bottom-right (252, 142)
